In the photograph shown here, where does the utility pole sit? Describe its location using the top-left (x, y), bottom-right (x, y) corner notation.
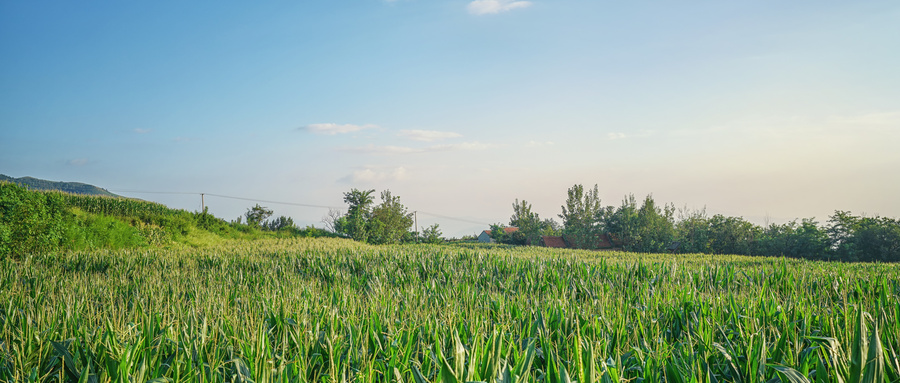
top-left (201, 193), bottom-right (205, 212)
top-left (414, 211), bottom-right (418, 243)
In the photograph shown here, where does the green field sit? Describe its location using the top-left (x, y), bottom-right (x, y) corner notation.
top-left (2, 238), bottom-right (898, 382)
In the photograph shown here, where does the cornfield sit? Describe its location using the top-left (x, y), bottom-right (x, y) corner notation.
top-left (1, 238), bottom-right (898, 382)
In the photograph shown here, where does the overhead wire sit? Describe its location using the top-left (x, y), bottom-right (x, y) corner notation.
top-left (109, 189), bottom-right (491, 227)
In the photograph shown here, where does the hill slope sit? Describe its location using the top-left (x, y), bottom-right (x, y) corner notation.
top-left (0, 174), bottom-right (121, 197)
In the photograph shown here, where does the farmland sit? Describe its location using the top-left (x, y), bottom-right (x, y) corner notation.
top-left (2, 238), bottom-right (898, 382)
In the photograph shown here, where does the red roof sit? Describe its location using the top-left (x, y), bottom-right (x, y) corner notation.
top-left (483, 227), bottom-right (519, 235)
top-left (541, 236), bottom-right (567, 248)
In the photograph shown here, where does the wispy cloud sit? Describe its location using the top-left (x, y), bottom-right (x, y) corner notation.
top-left (398, 129), bottom-right (463, 142)
top-left (133, 128), bottom-right (152, 134)
top-left (607, 132), bottom-right (627, 140)
top-left (66, 158), bottom-right (89, 166)
top-left (343, 141), bottom-right (496, 155)
top-left (467, 0), bottom-right (532, 15)
top-left (339, 166), bottom-right (409, 183)
top-left (302, 123), bottom-right (377, 135)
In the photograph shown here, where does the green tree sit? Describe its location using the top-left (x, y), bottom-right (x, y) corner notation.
top-left (828, 211), bottom-right (900, 262)
top-left (706, 214), bottom-right (760, 255)
top-left (758, 218), bottom-right (830, 260)
top-left (510, 199), bottom-right (541, 245)
top-left (245, 204), bottom-right (273, 228)
top-left (489, 223), bottom-right (522, 245)
top-left (559, 184), bottom-right (604, 249)
top-left (421, 223), bottom-right (443, 244)
top-left (341, 189), bottom-right (375, 242)
top-left (675, 206), bottom-right (710, 253)
top-left (634, 195), bottom-right (676, 252)
top-left (367, 190), bottom-right (413, 245)
top-left (265, 216), bottom-right (295, 231)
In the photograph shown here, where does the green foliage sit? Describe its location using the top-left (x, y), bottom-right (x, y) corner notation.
top-left (510, 199), bottom-right (559, 246)
top-left (0, 174), bottom-right (121, 197)
top-left (1, 182), bottom-right (69, 258)
top-left (489, 223), bottom-right (524, 245)
top-left (1, 238), bottom-right (898, 381)
top-left (559, 184), bottom-right (605, 249)
top-left (367, 190), bottom-right (414, 245)
top-left (341, 188), bottom-right (375, 242)
top-left (604, 194), bottom-right (675, 252)
top-left (758, 218), bottom-right (831, 260)
top-left (265, 215), bottom-right (295, 231)
top-left (244, 204), bottom-right (273, 228)
top-left (829, 211), bottom-right (900, 262)
top-left (421, 223), bottom-right (443, 244)
top-left (0, 183), bottom-right (338, 258)
top-left (335, 189), bottom-right (414, 245)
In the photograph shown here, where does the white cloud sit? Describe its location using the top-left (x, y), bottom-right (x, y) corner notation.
top-left (133, 128), bottom-right (152, 134)
top-left (398, 129), bottom-right (463, 142)
top-left (303, 123), bottom-right (377, 135)
top-left (340, 166), bottom-right (409, 183)
top-left (344, 141), bottom-right (496, 155)
top-left (607, 132), bottom-right (627, 140)
top-left (467, 0), bottom-right (532, 15)
top-left (66, 158), bottom-right (89, 166)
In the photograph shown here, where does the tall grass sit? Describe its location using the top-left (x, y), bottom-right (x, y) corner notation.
top-left (1, 238), bottom-right (897, 382)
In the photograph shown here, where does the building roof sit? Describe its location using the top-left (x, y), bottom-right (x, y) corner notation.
top-left (482, 227), bottom-right (519, 235)
top-left (541, 236), bottom-right (567, 248)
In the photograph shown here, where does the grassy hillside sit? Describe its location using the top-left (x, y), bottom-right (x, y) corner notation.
top-left (0, 181), bottom-right (333, 258)
top-left (0, 174), bottom-right (122, 197)
top-left (1, 238), bottom-right (898, 381)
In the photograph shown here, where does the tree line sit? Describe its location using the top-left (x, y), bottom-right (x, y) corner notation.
top-left (325, 189), bottom-right (443, 245)
top-left (490, 184), bottom-right (900, 262)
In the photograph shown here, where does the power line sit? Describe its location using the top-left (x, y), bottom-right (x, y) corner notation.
top-left (111, 190), bottom-right (198, 195)
top-left (111, 190), bottom-right (343, 210)
top-left (416, 210), bottom-right (490, 226)
top-left (202, 193), bottom-right (343, 210)
top-left (110, 189), bottom-right (490, 226)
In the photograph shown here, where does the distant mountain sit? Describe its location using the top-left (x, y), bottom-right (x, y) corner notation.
top-left (0, 174), bottom-right (122, 198)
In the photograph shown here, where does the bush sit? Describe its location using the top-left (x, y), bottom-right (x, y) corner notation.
top-left (0, 182), bottom-right (69, 258)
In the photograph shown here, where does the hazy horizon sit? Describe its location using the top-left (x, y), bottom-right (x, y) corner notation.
top-left (3, 1), bottom-right (898, 237)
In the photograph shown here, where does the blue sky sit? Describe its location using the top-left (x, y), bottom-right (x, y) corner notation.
top-left (2, 1), bottom-right (899, 237)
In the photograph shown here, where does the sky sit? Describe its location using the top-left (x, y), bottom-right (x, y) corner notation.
top-left (2, 1), bottom-right (899, 238)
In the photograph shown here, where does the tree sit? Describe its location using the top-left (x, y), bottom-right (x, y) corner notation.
top-left (510, 199), bottom-right (541, 245)
top-left (706, 214), bottom-right (759, 255)
top-left (421, 223), bottom-right (443, 244)
top-left (341, 189), bottom-right (375, 242)
top-left (559, 184), bottom-right (605, 249)
top-left (366, 190), bottom-right (414, 245)
top-left (634, 195), bottom-right (676, 252)
top-left (675, 206), bottom-right (710, 254)
top-left (828, 211), bottom-right (900, 262)
top-left (758, 218), bottom-right (830, 260)
top-left (265, 216), bottom-right (295, 231)
top-left (245, 204), bottom-right (273, 228)
top-left (509, 199), bottom-right (560, 246)
top-left (321, 208), bottom-right (343, 233)
top-left (489, 223), bottom-right (523, 245)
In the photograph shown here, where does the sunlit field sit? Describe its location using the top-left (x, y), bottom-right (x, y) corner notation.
top-left (2, 238), bottom-right (898, 382)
